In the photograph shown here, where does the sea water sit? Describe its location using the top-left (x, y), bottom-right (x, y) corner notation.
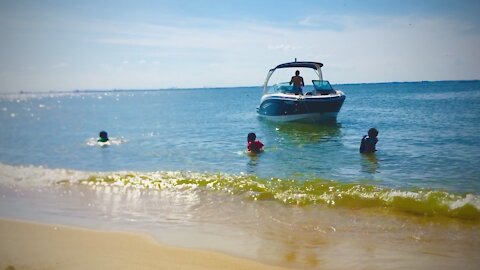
top-left (1, 81), bottom-right (479, 269)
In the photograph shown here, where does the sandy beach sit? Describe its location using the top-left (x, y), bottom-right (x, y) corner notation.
top-left (1, 179), bottom-right (480, 270)
top-left (0, 219), bottom-right (290, 270)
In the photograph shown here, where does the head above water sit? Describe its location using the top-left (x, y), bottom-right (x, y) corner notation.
top-left (99, 131), bottom-right (108, 140)
top-left (368, 128), bottom-right (379, 138)
top-left (247, 132), bottom-right (256, 143)
top-left (295, 70), bottom-right (300, 76)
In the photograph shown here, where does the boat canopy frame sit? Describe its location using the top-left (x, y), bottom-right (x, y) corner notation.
top-left (262, 61), bottom-right (324, 94)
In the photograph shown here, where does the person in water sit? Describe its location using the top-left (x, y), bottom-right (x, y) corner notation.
top-left (289, 70), bottom-right (305, 95)
top-left (360, 128), bottom-right (379, 154)
top-left (247, 133), bottom-right (264, 153)
top-left (98, 131), bottom-right (109, 143)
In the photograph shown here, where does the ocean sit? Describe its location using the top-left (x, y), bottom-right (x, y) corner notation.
top-left (1, 80), bottom-right (479, 269)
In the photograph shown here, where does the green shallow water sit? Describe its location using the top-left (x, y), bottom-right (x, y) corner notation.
top-left (79, 170), bottom-right (480, 221)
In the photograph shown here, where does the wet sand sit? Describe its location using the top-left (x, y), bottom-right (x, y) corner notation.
top-left (0, 218), bottom-right (289, 270)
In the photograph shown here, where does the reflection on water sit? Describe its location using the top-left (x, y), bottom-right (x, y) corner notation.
top-left (250, 120), bottom-right (345, 180)
top-left (260, 120), bottom-right (342, 145)
top-left (246, 152), bottom-right (261, 174)
top-left (361, 153), bottom-right (380, 174)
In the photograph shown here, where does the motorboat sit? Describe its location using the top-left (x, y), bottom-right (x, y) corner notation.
top-left (257, 61), bottom-right (345, 122)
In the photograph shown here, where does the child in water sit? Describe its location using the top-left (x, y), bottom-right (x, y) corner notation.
top-left (98, 131), bottom-right (109, 143)
top-left (247, 133), bottom-right (264, 153)
top-left (360, 128), bottom-right (378, 154)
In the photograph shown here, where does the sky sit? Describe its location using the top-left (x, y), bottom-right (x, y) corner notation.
top-left (0, 0), bottom-right (479, 92)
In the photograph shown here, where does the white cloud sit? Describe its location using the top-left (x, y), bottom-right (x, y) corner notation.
top-left (1, 12), bottom-right (479, 92)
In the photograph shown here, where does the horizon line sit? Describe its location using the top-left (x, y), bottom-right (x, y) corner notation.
top-left (1, 79), bottom-right (479, 95)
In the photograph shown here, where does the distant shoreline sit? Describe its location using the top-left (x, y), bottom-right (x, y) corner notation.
top-left (1, 79), bottom-right (479, 95)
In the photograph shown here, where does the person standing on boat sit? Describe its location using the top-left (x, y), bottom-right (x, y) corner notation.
top-left (289, 70), bottom-right (305, 95)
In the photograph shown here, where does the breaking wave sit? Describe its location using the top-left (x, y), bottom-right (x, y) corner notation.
top-left (1, 163), bottom-right (479, 221)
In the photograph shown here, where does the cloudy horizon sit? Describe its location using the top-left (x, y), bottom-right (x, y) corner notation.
top-left (1, 0), bottom-right (479, 93)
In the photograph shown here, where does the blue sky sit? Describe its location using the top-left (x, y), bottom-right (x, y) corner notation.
top-left (0, 0), bottom-right (479, 92)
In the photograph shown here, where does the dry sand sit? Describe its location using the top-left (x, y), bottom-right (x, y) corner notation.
top-left (0, 219), bottom-right (290, 270)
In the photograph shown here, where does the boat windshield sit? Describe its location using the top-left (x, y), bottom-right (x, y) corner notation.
top-left (312, 80), bottom-right (334, 94)
top-left (269, 82), bottom-right (295, 94)
top-left (267, 80), bottom-right (335, 95)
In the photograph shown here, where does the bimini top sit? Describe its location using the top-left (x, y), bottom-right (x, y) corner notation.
top-left (271, 61), bottom-right (323, 71)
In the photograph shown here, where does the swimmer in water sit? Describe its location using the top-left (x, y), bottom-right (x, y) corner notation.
top-left (247, 133), bottom-right (264, 153)
top-left (360, 128), bottom-right (379, 154)
top-left (98, 131), bottom-right (109, 143)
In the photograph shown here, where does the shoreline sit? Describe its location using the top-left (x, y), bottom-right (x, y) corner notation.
top-left (0, 218), bottom-right (290, 270)
top-left (1, 180), bottom-right (480, 270)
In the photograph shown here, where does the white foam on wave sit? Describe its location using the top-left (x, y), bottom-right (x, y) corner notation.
top-left (450, 193), bottom-right (480, 210)
top-left (85, 137), bottom-right (127, 146)
top-left (383, 189), bottom-right (480, 210)
top-left (1, 162), bottom-right (479, 212)
top-left (0, 163), bottom-right (199, 189)
top-left (384, 190), bottom-right (421, 200)
top-left (0, 163), bottom-right (91, 186)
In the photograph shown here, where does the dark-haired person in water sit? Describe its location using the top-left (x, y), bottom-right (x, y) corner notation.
top-left (247, 133), bottom-right (264, 153)
top-left (360, 128), bottom-right (379, 154)
top-left (98, 131), bottom-right (109, 143)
